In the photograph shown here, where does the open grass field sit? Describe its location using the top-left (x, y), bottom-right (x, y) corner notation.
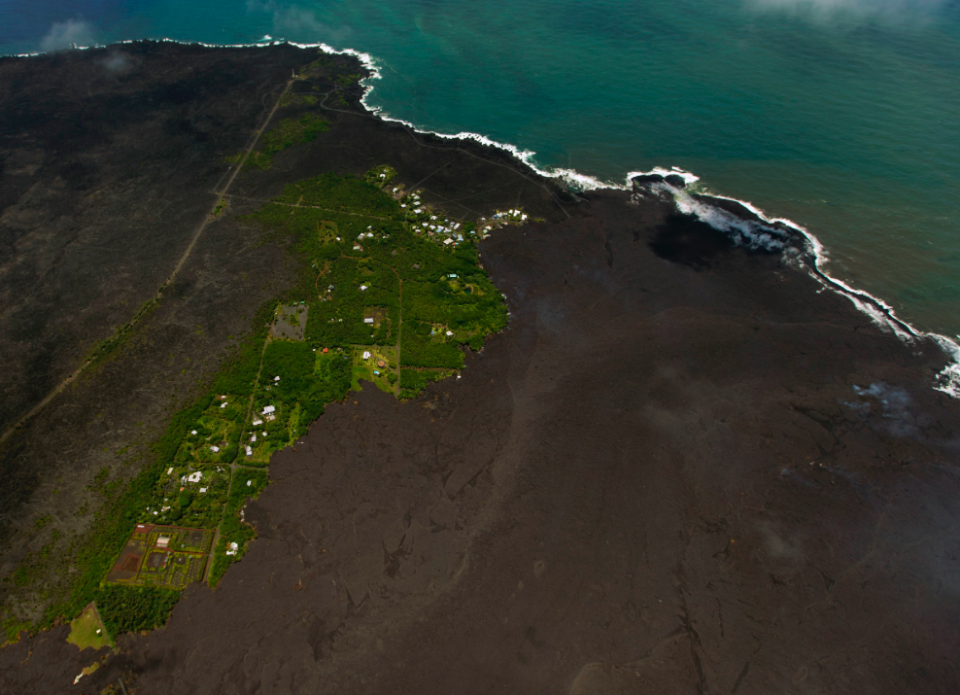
top-left (66, 604), bottom-right (112, 651)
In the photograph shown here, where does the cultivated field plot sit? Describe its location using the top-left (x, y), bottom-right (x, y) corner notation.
top-left (105, 525), bottom-right (213, 589)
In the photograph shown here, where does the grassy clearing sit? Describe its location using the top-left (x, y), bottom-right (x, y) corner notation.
top-left (244, 113), bottom-right (330, 171)
top-left (67, 604), bottom-right (112, 650)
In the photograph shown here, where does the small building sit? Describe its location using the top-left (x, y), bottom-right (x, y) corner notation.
top-left (252, 418), bottom-right (263, 426)
top-left (364, 317), bottom-right (375, 324)
top-left (245, 446), bottom-right (253, 457)
top-left (187, 471), bottom-right (203, 483)
top-left (156, 536), bottom-right (170, 549)
top-left (210, 446), bottom-right (219, 453)
top-left (362, 351), bottom-right (371, 360)
top-left (263, 405), bottom-right (276, 415)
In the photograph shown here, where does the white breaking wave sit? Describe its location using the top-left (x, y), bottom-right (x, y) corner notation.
top-left (9, 36), bottom-right (960, 399)
top-left (633, 176), bottom-right (960, 397)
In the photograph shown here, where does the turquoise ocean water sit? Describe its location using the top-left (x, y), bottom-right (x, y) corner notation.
top-left (3, 0), bottom-right (960, 341)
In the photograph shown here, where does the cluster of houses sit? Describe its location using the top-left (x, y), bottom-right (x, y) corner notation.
top-left (399, 191), bottom-right (473, 248)
top-left (477, 209), bottom-right (528, 235)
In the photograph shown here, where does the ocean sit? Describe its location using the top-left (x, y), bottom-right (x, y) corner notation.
top-left (3, 0), bottom-right (959, 341)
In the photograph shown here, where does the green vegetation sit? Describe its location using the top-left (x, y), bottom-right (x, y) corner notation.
top-left (86, 294), bottom-right (162, 367)
top-left (67, 604), bottom-right (112, 650)
top-left (208, 468), bottom-right (270, 587)
top-left (334, 72), bottom-right (362, 86)
top-left (2, 165), bottom-right (512, 641)
top-left (245, 113), bottom-right (330, 170)
top-left (399, 368), bottom-right (454, 400)
top-left (364, 164), bottom-right (397, 188)
top-left (93, 585), bottom-right (179, 637)
top-left (280, 92), bottom-right (318, 107)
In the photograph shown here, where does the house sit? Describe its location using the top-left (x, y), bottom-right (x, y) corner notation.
top-left (364, 317), bottom-right (375, 324)
top-left (187, 471), bottom-right (203, 483)
top-left (253, 418), bottom-right (263, 426)
top-left (245, 446), bottom-right (253, 457)
top-left (156, 536), bottom-right (170, 549)
top-left (210, 446), bottom-right (220, 453)
top-left (443, 239), bottom-right (454, 245)
top-left (362, 351), bottom-right (372, 360)
top-left (263, 405), bottom-right (276, 415)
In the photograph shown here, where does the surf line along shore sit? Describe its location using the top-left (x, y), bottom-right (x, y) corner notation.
top-left (0, 40), bottom-right (958, 695)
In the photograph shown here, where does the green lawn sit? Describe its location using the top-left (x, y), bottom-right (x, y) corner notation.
top-left (67, 604), bottom-right (112, 650)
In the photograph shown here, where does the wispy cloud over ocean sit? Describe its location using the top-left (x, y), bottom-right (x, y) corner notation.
top-left (745, 0), bottom-right (950, 22)
top-left (40, 19), bottom-right (95, 52)
top-left (246, 1), bottom-right (353, 43)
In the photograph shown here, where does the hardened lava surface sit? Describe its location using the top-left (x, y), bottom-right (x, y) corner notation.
top-left (66, 192), bottom-right (960, 694)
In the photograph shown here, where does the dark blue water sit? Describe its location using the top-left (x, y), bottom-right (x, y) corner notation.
top-left (3, 0), bottom-right (960, 339)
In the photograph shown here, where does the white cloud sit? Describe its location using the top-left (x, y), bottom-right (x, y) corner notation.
top-left (40, 19), bottom-right (96, 52)
top-left (745, 0), bottom-right (948, 21)
top-left (246, 2), bottom-right (352, 44)
top-left (274, 7), bottom-right (353, 43)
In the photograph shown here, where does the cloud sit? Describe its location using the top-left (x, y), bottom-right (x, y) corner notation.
top-left (247, 2), bottom-right (352, 44)
top-left (745, 0), bottom-right (949, 21)
top-left (100, 51), bottom-right (135, 75)
top-left (40, 19), bottom-right (95, 52)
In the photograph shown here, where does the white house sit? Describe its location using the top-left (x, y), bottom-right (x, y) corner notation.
top-left (263, 405), bottom-right (276, 415)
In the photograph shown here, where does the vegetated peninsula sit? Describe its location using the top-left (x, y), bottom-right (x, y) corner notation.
top-left (1, 41), bottom-right (960, 695)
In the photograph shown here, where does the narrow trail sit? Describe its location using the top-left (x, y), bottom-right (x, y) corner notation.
top-left (221, 193), bottom-right (393, 221)
top-left (204, 311), bottom-right (274, 584)
top-left (0, 79), bottom-right (294, 447)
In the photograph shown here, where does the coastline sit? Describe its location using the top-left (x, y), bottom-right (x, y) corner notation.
top-left (1, 39), bottom-right (959, 694)
top-left (7, 36), bottom-right (960, 400)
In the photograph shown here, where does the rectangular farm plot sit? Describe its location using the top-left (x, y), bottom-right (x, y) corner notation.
top-left (351, 345), bottom-right (398, 394)
top-left (106, 525), bottom-right (213, 589)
